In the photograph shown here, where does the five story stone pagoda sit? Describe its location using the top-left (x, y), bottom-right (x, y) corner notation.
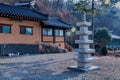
top-left (68, 12), bottom-right (100, 72)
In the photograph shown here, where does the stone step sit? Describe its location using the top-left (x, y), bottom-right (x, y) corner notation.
top-left (76, 21), bottom-right (91, 26)
top-left (75, 49), bottom-right (95, 53)
top-left (75, 40), bottom-right (93, 44)
top-left (77, 53), bottom-right (91, 58)
top-left (77, 62), bottom-right (91, 68)
top-left (74, 57), bottom-right (95, 62)
top-left (76, 31), bottom-right (92, 35)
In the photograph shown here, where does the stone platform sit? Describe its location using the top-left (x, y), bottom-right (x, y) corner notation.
top-left (68, 66), bottom-right (100, 72)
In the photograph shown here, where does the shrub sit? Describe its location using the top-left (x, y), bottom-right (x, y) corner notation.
top-left (39, 43), bottom-right (67, 54)
top-left (115, 53), bottom-right (120, 57)
top-left (100, 46), bottom-right (108, 56)
top-left (65, 43), bottom-right (73, 52)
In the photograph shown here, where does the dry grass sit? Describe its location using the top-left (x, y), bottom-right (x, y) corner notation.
top-left (0, 52), bottom-right (120, 80)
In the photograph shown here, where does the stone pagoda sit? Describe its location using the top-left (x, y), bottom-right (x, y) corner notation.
top-left (68, 12), bottom-right (100, 72)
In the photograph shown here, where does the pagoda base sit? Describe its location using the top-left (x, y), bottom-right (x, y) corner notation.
top-left (68, 66), bottom-right (100, 72)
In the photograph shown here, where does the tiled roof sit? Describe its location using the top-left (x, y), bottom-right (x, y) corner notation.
top-left (0, 3), bottom-right (48, 20)
top-left (43, 17), bottom-right (71, 29)
top-left (14, 1), bottom-right (34, 6)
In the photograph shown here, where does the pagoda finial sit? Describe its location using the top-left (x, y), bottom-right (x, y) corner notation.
top-left (83, 11), bottom-right (86, 22)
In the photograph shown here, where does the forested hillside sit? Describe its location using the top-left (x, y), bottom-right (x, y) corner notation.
top-left (0, 0), bottom-right (120, 35)
top-left (0, 0), bottom-right (77, 24)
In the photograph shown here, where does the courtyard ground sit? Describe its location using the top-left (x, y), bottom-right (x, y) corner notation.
top-left (0, 52), bottom-right (120, 80)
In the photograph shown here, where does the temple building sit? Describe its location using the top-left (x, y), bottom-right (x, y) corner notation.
top-left (0, 2), bottom-right (71, 55)
top-left (42, 17), bottom-right (71, 48)
top-left (107, 34), bottom-right (120, 49)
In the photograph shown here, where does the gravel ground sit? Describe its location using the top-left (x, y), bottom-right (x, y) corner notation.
top-left (0, 52), bottom-right (120, 80)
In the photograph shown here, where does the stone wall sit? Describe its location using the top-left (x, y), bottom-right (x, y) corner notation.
top-left (0, 44), bottom-right (39, 56)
